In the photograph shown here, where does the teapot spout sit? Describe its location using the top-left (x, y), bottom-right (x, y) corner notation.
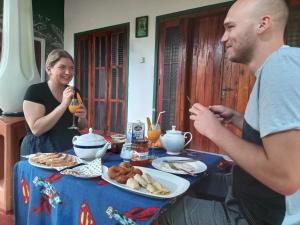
top-left (95, 142), bottom-right (111, 158)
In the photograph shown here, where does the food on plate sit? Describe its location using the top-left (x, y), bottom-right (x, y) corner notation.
top-left (133, 174), bottom-right (148, 187)
top-left (134, 172), bottom-right (170, 195)
top-left (142, 173), bottom-right (153, 184)
top-left (146, 183), bottom-right (157, 193)
top-left (173, 162), bottom-right (194, 172)
top-left (30, 153), bottom-right (77, 167)
top-left (152, 181), bottom-right (169, 195)
top-left (160, 161), bottom-right (195, 172)
top-left (119, 162), bottom-right (132, 171)
top-left (126, 177), bottom-right (140, 189)
top-left (115, 175), bottom-right (129, 184)
top-left (108, 162), bottom-right (142, 184)
top-left (108, 165), bottom-right (123, 179)
top-left (107, 163), bottom-right (170, 195)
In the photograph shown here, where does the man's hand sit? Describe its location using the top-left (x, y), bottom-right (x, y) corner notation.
top-left (209, 105), bottom-right (244, 129)
top-left (189, 103), bottom-right (223, 140)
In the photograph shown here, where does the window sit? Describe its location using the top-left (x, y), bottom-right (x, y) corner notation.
top-left (75, 24), bottom-right (128, 135)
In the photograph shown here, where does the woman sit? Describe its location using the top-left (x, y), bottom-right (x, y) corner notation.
top-left (21, 49), bottom-right (88, 156)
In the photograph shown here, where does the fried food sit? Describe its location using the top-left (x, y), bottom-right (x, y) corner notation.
top-left (30, 153), bottom-right (77, 167)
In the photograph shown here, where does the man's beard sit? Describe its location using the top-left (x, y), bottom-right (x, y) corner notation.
top-left (229, 45), bottom-right (253, 65)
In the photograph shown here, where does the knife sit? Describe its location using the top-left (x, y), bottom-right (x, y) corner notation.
top-left (58, 163), bottom-right (86, 173)
top-left (162, 159), bottom-right (197, 163)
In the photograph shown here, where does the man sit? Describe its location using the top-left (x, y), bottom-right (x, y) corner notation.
top-left (158, 0), bottom-right (300, 224)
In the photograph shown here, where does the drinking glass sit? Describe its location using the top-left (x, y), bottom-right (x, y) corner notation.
top-left (68, 98), bottom-right (80, 129)
top-left (147, 124), bottom-right (161, 148)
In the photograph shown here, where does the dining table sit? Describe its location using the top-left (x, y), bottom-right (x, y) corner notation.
top-left (13, 148), bottom-right (231, 225)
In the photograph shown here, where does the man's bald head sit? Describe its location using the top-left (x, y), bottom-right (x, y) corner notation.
top-left (229, 0), bottom-right (289, 31)
top-left (222, 0), bottom-right (289, 69)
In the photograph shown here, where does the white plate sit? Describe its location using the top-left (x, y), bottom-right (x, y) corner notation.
top-left (60, 158), bottom-right (102, 178)
top-left (28, 153), bottom-right (82, 171)
top-left (151, 157), bottom-right (207, 175)
top-left (102, 166), bottom-right (190, 199)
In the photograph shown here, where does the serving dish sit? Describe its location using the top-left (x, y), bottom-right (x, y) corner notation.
top-left (102, 166), bottom-right (190, 199)
top-left (151, 156), bottom-right (207, 175)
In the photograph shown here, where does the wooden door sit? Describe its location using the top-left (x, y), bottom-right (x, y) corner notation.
top-left (187, 11), bottom-right (254, 152)
top-left (157, 6), bottom-right (255, 153)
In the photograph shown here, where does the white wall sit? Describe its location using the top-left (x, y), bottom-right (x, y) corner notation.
top-left (64, 0), bottom-right (231, 127)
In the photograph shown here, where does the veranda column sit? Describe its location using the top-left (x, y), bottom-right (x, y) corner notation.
top-left (0, 0), bottom-right (40, 115)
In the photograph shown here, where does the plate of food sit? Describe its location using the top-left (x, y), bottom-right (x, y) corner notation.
top-left (151, 156), bottom-right (207, 175)
top-left (60, 158), bottom-right (102, 178)
top-left (28, 152), bottom-right (81, 170)
top-left (102, 163), bottom-right (190, 199)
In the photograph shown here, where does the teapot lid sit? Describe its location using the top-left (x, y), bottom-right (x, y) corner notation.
top-left (166, 125), bottom-right (182, 134)
top-left (73, 128), bottom-right (106, 146)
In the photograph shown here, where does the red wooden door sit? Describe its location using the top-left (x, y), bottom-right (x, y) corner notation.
top-left (156, 7), bottom-right (255, 153)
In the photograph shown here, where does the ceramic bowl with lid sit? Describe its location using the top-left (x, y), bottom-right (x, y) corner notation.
top-left (72, 128), bottom-right (111, 159)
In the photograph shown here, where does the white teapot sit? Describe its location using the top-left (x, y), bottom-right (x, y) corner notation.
top-left (72, 128), bottom-right (111, 160)
top-left (160, 126), bottom-right (192, 155)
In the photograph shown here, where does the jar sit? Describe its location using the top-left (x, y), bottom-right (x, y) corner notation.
top-left (130, 140), bottom-right (150, 166)
top-left (120, 143), bottom-right (132, 162)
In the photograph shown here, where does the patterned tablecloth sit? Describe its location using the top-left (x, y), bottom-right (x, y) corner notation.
top-left (14, 149), bottom-right (227, 225)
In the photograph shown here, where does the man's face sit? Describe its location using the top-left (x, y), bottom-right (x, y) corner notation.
top-left (221, 2), bottom-right (257, 64)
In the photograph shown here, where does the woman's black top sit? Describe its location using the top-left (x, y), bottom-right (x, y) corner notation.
top-left (20, 82), bottom-right (80, 155)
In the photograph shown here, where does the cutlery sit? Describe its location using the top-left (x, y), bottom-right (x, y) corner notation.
top-left (58, 163), bottom-right (86, 173)
top-left (162, 159), bottom-right (197, 163)
top-left (186, 96), bottom-right (192, 105)
top-left (167, 162), bottom-right (197, 176)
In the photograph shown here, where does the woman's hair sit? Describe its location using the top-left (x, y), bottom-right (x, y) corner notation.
top-left (46, 49), bottom-right (74, 68)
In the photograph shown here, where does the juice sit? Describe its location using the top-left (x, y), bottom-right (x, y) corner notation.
top-left (68, 105), bottom-right (79, 114)
top-left (147, 129), bottom-right (161, 142)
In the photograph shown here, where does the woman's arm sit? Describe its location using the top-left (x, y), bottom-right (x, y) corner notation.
top-left (23, 100), bottom-right (69, 136)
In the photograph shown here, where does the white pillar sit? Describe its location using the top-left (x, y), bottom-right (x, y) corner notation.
top-left (0, 0), bottom-right (40, 114)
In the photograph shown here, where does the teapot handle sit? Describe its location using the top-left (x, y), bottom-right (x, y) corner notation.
top-left (183, 132), bottom-right (193, 147)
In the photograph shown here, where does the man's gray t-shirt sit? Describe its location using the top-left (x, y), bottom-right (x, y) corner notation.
top-left (244, 45), bottom-right (300, 225)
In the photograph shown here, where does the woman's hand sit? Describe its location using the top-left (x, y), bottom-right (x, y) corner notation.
top-left (74, 104), bottom-right (87, 119)
top-left (75, 103), bottom-right (88, 129)
top-left (61, 86), bottom-right (74, 107)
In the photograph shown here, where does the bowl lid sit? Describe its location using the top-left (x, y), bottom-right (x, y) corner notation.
top-left (73, 128), bottom-right (107, 146)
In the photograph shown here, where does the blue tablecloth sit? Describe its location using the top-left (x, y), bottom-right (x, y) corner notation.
top-left (14, 149), bottom-right (225, 225)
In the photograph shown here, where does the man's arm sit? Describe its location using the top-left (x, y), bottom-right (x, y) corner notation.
top-left (211, 126), bottom-right (300, 195)
top-left (190, 103), bottom-right (300, 195)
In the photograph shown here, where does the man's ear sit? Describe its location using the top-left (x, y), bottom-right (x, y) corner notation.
top-left (257, 15), bottom-right (271, 34)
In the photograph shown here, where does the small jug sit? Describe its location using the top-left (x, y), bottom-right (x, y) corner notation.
top-left (160, 126), bottom-right (192, 155)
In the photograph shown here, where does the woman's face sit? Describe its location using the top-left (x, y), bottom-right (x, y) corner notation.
top-left (47, 57), bottom-right (74, 85)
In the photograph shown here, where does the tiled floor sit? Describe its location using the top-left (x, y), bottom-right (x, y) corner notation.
top-left (0, 211), bottom-right (14, 225)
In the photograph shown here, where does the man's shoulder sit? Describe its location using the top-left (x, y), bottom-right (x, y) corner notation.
top-left (276, 46), bottom-right (300, 58)
top-left (264, 46), bottom-right (300, 68)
